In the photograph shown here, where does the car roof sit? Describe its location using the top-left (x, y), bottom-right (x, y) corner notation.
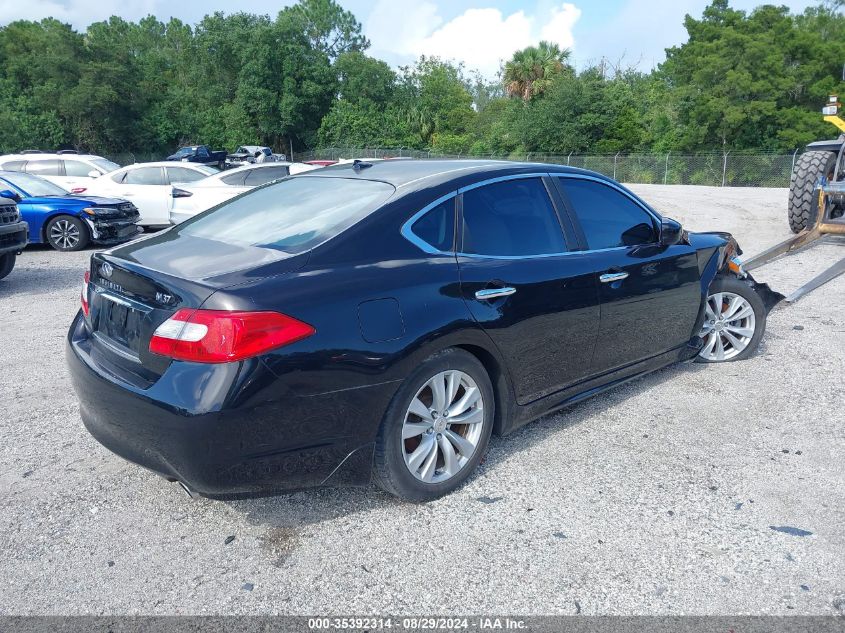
top-left (118, 161), bottom-right (216, 170)
top-left (300, 159), bottom-right (598, 191)
top-left (0, 153), bottom-right (108, 161)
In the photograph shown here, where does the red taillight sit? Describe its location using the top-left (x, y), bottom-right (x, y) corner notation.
top-left (149, 309), bottom-right (315, 363)
top-left (71, 187), bottom-right (87, 194)
top-left (81, 271), bottom-right (90, 316)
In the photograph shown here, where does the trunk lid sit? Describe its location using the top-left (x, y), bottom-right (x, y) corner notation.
top-left (86, 231), bottom-right (308, 385)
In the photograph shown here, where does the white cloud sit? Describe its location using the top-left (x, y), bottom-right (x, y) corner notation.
top-left (366, 2), bottom-right (582, 77)
top-left (0, 0), bottom-right (158, 28)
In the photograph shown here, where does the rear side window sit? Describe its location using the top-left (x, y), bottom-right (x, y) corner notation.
top-left (560, 179), bottom-right (658, 249)
top-left (244, 166), bottom-right (289, 186)
top-left (461, 178), bottom-right (566, 257)
top-left (180, 177), bottom-right (395, 255)
top-left (166, 166), bottom-right (206, 184)
top-left (124, 167), bottom-right (165, 185)
top-left (411, 200), bottom-right (455, 252)
top-left (63, 160), bottom-right (94, 177)
top-left (3, 161), bottom-right (26, 172)
top-left (25, 159), bottom-right (61, 176)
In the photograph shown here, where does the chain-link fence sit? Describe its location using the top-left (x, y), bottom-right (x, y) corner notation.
top-left (296, 148), bottom-right (803, 188)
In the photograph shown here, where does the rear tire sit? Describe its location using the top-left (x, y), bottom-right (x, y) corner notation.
top-left (788, 151), bottom-right (837, 233)
top-left (373, 349), bottom-right (494, 502)
top-left (696, 276), bottom-right (766, 363)
top-left (0, 253), bottom-right (16, 280)
top-left (45, 215), bottom-right (90, 252)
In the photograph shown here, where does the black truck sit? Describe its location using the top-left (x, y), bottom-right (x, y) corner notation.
top-left (165, 145), bottom-right (228, 169)
top-left (0, 195), bottom-right (28, 280)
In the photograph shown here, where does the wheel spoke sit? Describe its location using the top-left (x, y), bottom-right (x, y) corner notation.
top-left (444, 429), bottom-right (475, 458)
top-left (438, 434), bottom-right (458, 476)
top-left (403, 422), bottom-right (430, 439)
top-left (729, 306), bottom-right (754, 321)
top-left (419, 440), bottom-right (439, 482)
top-left (710, 293), bottom-right (723, 316)
top-left (722, 329), bottom-right (745, 351)
top-left (722, 296), bottom-right (741, 319)
top-left (714, 334), bottom-right (726, 361)
top-left (448, 408), bottom-right (482, 425)
top-left (449, 386), bottom-right (479, 417)
top-left (725, 325), bottom-right (754, 338)
top-left (407, 434), bottom-right (435, 471)
top-left (430, 374), bottom-right (447, 412)
top-left (704, 303), bottom-right (718, 321)
top-left (701, 333), bottom-right (717, 357)
top-left (445, 371), bottom-right (459, 407)
top-left (408, 397), bottom-right (434, 422)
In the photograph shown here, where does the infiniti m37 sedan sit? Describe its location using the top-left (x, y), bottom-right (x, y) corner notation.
top-left (67, 160), bottom-right (781, 501)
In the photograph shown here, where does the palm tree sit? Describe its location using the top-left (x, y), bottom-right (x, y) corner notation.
top-left (503, 41), bottom-right (571, 101)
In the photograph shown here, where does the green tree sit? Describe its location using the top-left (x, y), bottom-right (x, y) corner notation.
top-left (503, 41), bottom-right (571, 101)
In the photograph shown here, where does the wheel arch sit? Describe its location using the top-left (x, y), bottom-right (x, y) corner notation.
top-left (41, 210), bottom-right (86, 243)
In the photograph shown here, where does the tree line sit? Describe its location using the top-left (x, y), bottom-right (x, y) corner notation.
top-left (0, 0), bottom-right (843, 159)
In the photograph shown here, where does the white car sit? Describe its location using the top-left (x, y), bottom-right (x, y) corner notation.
top-left (0, 152), bottom-right (121, 191)
top-left (79, 162), bottom-right (219, 227)
top-left (169, 162), bottom-right (319, 224)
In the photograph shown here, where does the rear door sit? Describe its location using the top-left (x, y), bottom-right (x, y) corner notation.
top-left (554, 176), bottom-right (702, 375)
top-left (456, 175), bottom-right (600, 405)
top-left (62, 159), bottom-right (98, 190)
top-left (114, 166), bottom-right (170, 225)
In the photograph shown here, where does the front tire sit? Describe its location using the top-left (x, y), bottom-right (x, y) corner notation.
top-left (0, 253), bottom-right (16, 280)
top-left (696, 276), bottom-right (767, 363)
top-left (46, 215), bottom-right (90, 251)
top-left (788, 150), bottom-right (837, 234)
top-left (373, 349), bottom-right (494, 502)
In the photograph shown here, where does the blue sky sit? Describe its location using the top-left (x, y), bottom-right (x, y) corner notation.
top-left (0, 0), bottom-right (823, 74)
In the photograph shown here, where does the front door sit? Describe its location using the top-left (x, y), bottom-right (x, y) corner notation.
top-left (555, 176), bottom-right (702, 375)
top-left (117, 166), bottom-right (170, 225)
top-left (456, 176), bottom-right (600, 405)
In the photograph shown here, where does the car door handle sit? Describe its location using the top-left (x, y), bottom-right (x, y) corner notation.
top-left (600, 272), bottom-right (629, 283)
top-left (475, 287), bottom-right (517, 300)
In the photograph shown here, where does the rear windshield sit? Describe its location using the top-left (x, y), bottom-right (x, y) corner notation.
top-left (178, 176), bottom-right (395, 254)
top-left (91, 158), bottom-right (120, 173)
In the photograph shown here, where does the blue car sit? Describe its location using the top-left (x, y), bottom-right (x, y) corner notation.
top-left (0, 171), bottom-right (140, 251)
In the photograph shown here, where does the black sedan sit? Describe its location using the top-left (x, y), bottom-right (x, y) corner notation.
top-left (66, 160), bottom-right (780, 501)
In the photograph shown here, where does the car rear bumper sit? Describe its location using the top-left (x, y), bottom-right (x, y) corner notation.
top-left (0, 221), bottom-right (28, 254)
top-left (66, 312), bottom-right (380, 498)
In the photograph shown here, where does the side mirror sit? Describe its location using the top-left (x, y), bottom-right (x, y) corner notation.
top-left (0, 189), bottom-right (22, 203)
top-left (660, 217), bottom-right (684, 246)
top-left (88, 170), bottom-right (100, 178)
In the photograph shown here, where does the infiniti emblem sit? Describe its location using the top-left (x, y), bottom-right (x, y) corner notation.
top-left (100, 262), bottom-right (113, 278)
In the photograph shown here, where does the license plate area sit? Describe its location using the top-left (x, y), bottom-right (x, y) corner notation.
top-left (93, 292), bottom-right (150, 359)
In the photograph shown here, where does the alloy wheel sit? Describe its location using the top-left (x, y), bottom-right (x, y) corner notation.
top-left (698, 291), bottom-right (756, 361)
top-left (50, 220), bottom-right (80, 250)
top-left (401, 370), bottom-right (485, 484)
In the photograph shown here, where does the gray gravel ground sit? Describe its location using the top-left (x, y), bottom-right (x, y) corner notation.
top-left (0, 185), bottom-right (843, 615)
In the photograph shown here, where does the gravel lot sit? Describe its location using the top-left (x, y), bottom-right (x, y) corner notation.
top-left (1, 185), bottom-right (843, 615)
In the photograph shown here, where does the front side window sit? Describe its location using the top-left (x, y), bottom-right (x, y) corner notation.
top-left (25, 159), bottom-right (61, 176)
top-left (124, 167), bottom-right (165, 185)
top-left (180, 176), bottom-right (395, 255)
top-left (560, 179), bottom-right (658, 249)
top-left (244, 166), bottom-right (288, 186)
top-left (461, 178), bottom-right (566, 257)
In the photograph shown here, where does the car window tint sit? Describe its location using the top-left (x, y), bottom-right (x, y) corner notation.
top-left (64, 160), bottom-right (93, 177)
top-left (197, 147), bottom-right (209, 157)
top-left (461, 178), bottom-right (566, 256)
top-left (124, 167), bottom-right (165, 185)
top-left (25, 159), bottom-right (61, 176)
top-left (412, 200), bottom-right (455, 252)
top-left (560, 179), bottom-right (658, 249)
top-left (180, 177), bottom-right (395, 255)
top-left (220, 171), bottom-right (247, 186)
top-left (3, 161), bottom-right (26, 172)
top-left (244, 166), bottom-right (288, 186)
top-left (166, 167), bottom-right (206, 184)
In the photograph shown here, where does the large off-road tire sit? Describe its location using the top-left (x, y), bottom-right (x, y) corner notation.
top-left (372, 349), bottom-right (494, 502)
top-left (788, 150), bottom-right (837, 233)
top-left (695, 275), bottom-right (767, 363)
top-left (0, 252), bottom-right (16, 280)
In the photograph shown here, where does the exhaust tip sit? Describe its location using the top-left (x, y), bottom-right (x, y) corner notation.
top-left (176, 481), bottom-right (195, 499)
